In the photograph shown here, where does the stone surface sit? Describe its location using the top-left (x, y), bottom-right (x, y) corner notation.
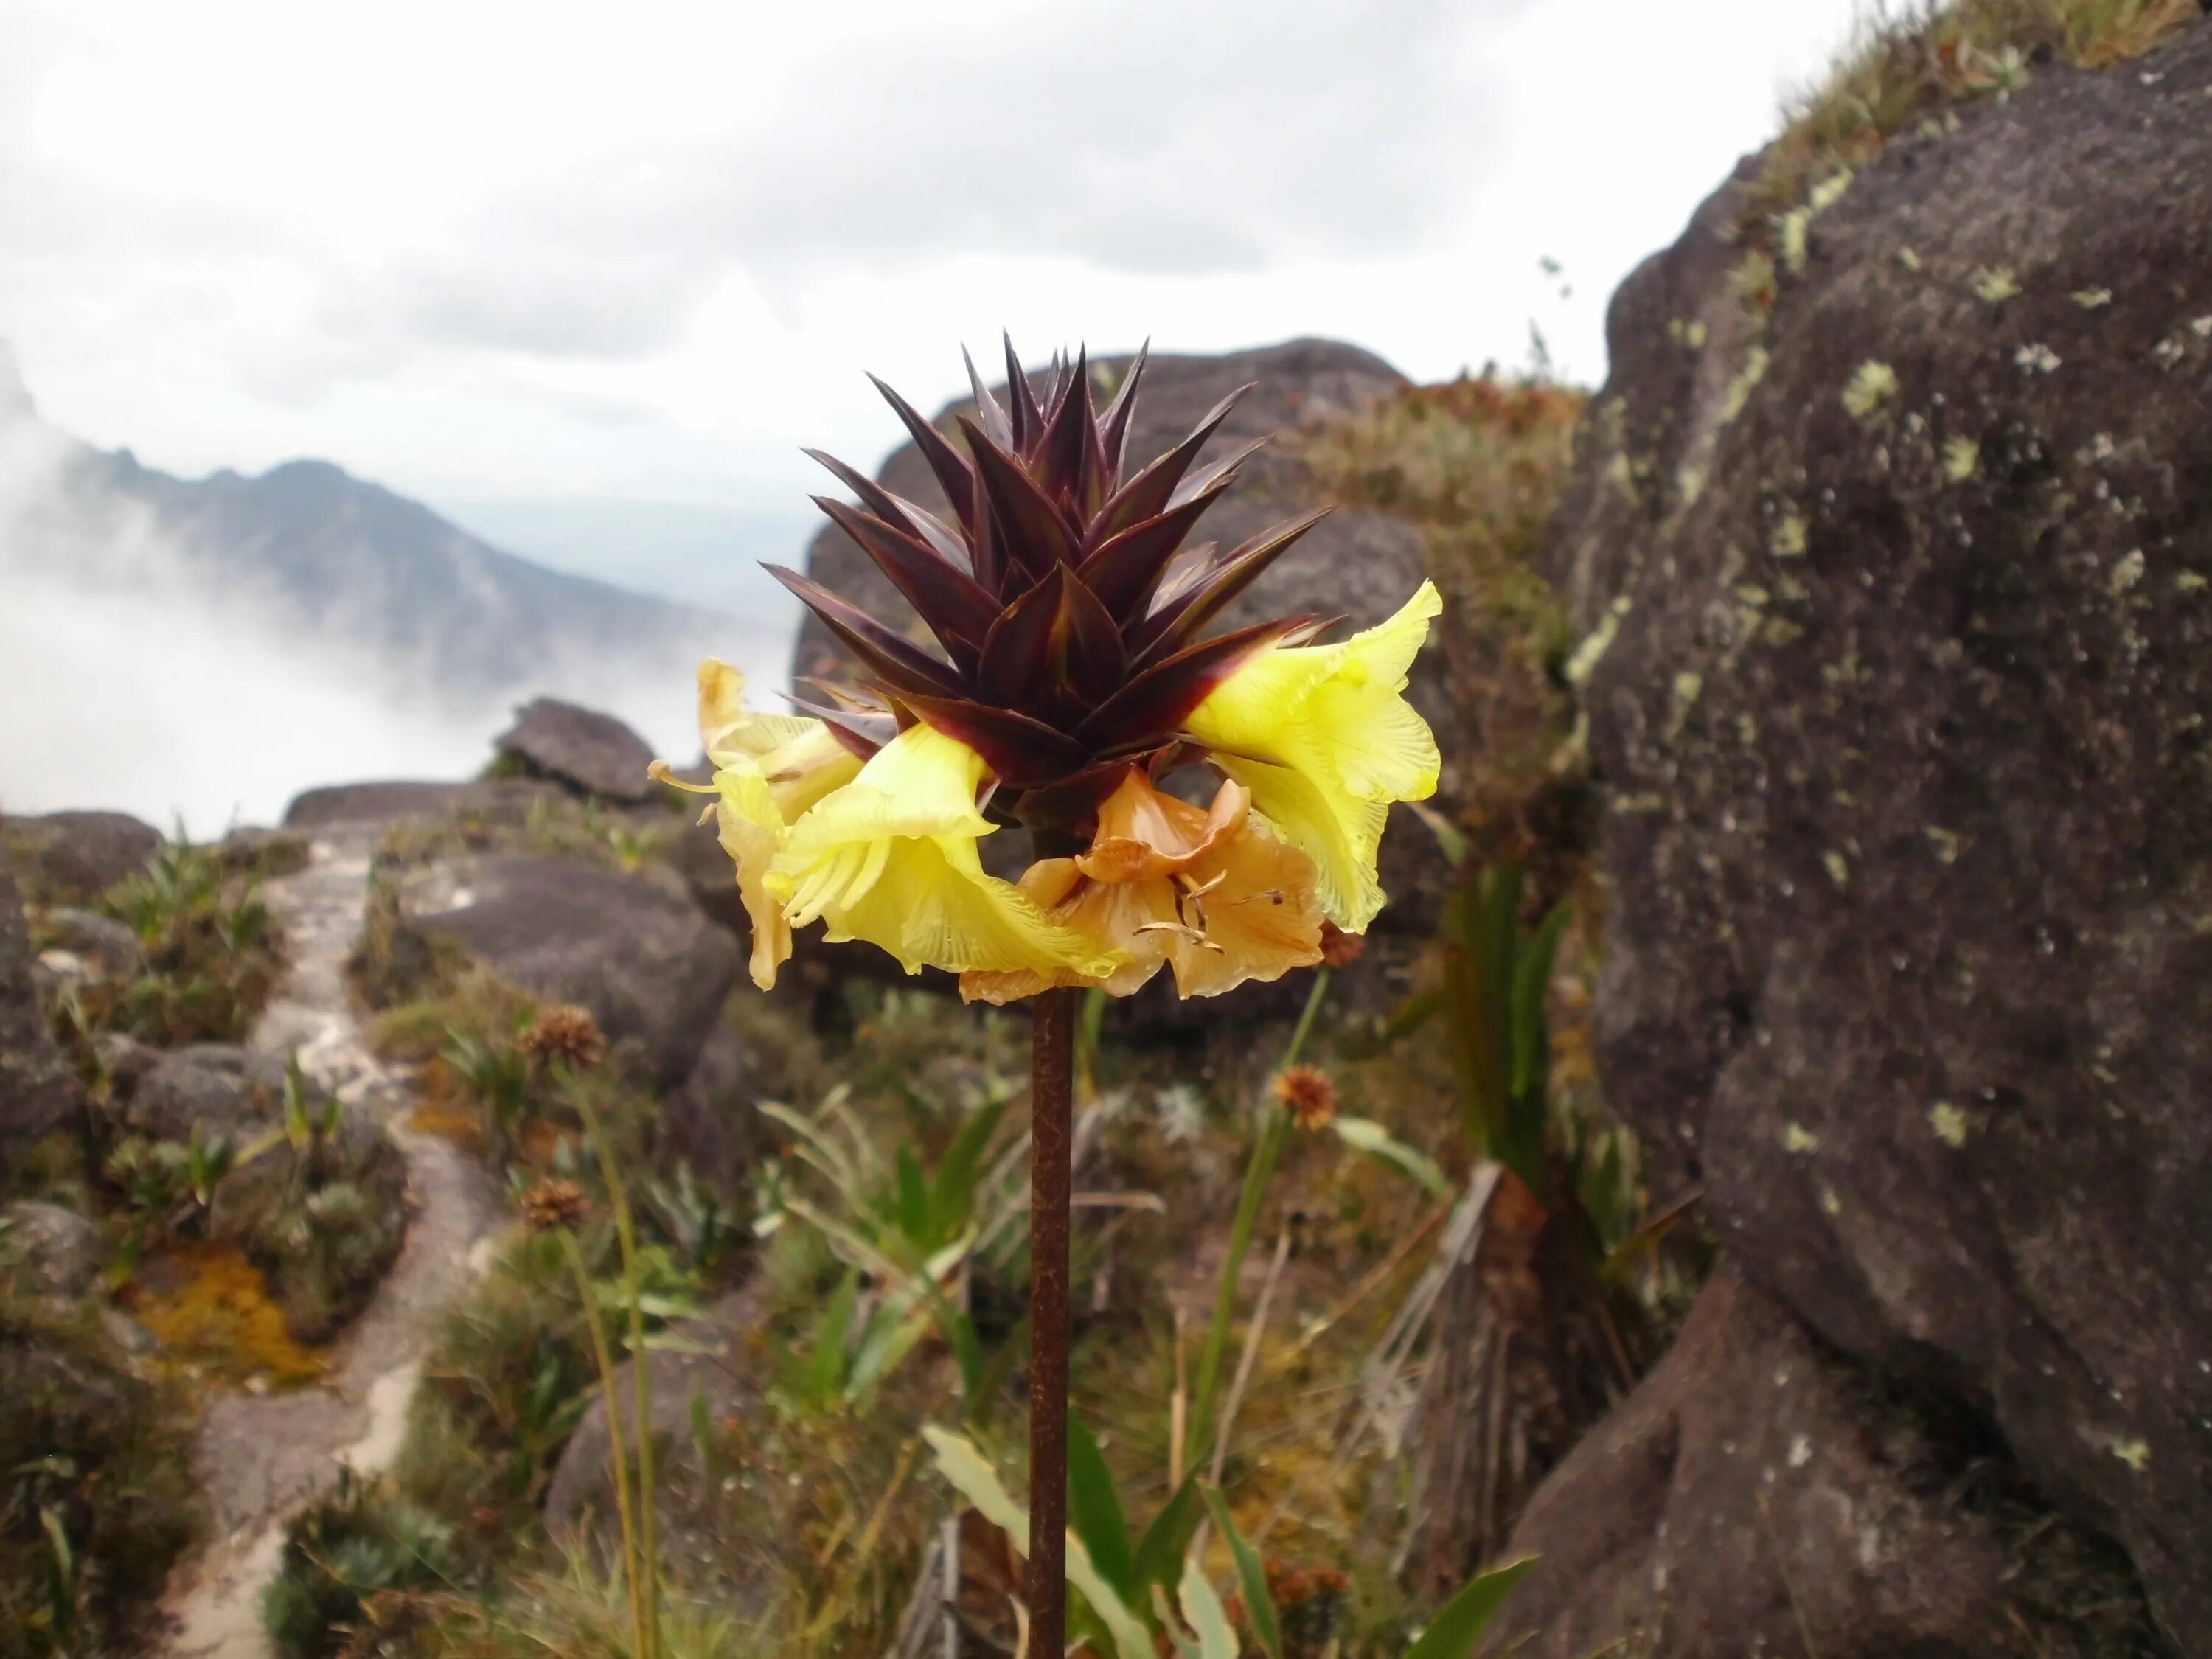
top-left (4, 1200), bottom-right (105, 1299)
top-left (656, 1023), bottom-right (756, 1200)
top-left (0, 864), bottom-right (80, 1154)
top-left (493, 697), bottom-right (657, 802)
top-left (543, 1287), bottom-right (787, 1607)
top-left (126, 1043), bottom-right (290, 1141)
top-left (401, 855), bottom-right (740, 1090)
top-left (1540, 24), bottom-right (2212, 1643)
top-left (793, 338), bottom-right (1426, 686)
top-left (281, 777), bottom-right (563, 830)
top-left (1, 809), bottom-right (161, 906)
top-left (1490, 1265), bottom-right (2155, 1658)
top-left (38, 908), bottom-right (142, 982)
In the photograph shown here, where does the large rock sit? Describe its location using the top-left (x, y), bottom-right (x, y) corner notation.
top-left (493, 698), bottom-right (657, 803)
top-left (1, 809), bottom-right (161, 907)
top-left (282, 777), bottom-right (563, 830)
top-left (793, 338), bottom-right (1426, 684)
top-left (402, 855), bottom-right (739, 1090)
top-left (655, 1023), bottom-right (757, 1201)
top-left (3, 1201), bottom-right (104, 1300)
top-left (0, 866), bottom-right (79, 1154)
top-left (1491, 1266), bottom-right (2157, 1657)
top-left (125, 1043), bottom-right (290, 1141)
top-left (1543, 24), bottom-right (2212, 1644)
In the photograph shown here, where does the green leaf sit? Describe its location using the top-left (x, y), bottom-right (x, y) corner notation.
top-left (1508, 901), bottom-right (1570, 1100)
top-left (812, 1269), bottom-right (859, 1405)
top-left (921, 1427), bottom-right (1155, 1659)
top-left (1400, 1557), bottom-right (1537, 1659)
top-left (930, 1095), bottom-right (1009, 1245)
top-left (1331, 1117), bottom-right (1450, 1200)
top-left (1203, 1487), bottom-right (1281, 1659)
top-left (1177, 1556), bottom-right (1239, 1659)
top-left (895, 1147), bottom-right (931, 1245)
top-left (1068, 1408), bottom-right (1133, 1596)
top-left (1407, 800), bottom-right (1470, 868)
top-left (1130, 1476), bottom-right (1201, 1601)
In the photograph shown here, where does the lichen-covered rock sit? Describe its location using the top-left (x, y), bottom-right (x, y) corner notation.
top-left (399, 855), bottom-right (739, 1090)
top-left (492, 697), bottom-right (657, 803)
top-left (0, 866), bottom-right (78, 1156)
top-left (35, 908), bottom-right (142, 983)
top-left (1, 809), bottom-right (160, 908)
top-left (1491, 1266), bottom-right (2160, 1658)
top-left (1542, 21), bottom-right (2212, 1644)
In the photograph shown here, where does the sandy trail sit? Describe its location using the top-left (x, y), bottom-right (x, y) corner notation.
top-left (161, 825), bottom-right (501, 1659)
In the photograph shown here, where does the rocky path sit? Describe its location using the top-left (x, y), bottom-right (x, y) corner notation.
top-left (161, 826), bottom-right (502, 1659)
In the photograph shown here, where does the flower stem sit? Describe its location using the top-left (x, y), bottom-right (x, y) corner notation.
top-left (557, 1227), bottom-right (646, 1658)
top-left (1027, 984), bottom-right (1077, 1659)
top-left (1188, 967), bottom-right (1331, 1465)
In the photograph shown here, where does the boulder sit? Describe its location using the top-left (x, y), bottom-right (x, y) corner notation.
top-left (125, 1043), bottom-right (290, 1141)
top-left (281, 777), bottom-right (563, 831)
top-left (3, 1201), bottom-right (105, 1300)
top-left (401, 855), bottom-right (739, 1090)
top-left (493, 698), bottom-right (657, 803)
top-left (0, 866), bottom-right (79, 1155)
top-left (216, 826), bottom-right (311, 879)
top-left (655, 1023), bottom-right (757, 1201)
top-left (1490, 1266), bottom-right (2158, 1658)
top-left (543, 1287), bottom-right (788, 1607)
top-left (1541, 24), bottom-right (2212, 1643)
top-left (0, 810), bottom-right (161, 907)
top-left (793, 338), bottom-right (1427, 686)
top-left (36, 908), bottom-right (142, 983)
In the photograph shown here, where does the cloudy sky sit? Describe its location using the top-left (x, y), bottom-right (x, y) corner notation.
top-left (1, 0), bottom-right (1866, 594)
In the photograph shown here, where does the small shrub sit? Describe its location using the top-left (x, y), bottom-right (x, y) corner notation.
top-left (262, 1471), bottom-right (457, 1659)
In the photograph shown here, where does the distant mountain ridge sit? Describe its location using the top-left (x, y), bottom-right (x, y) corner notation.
top-left (0, 344), bottom-right (734, 707)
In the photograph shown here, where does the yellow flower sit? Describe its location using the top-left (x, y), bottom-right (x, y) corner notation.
top-left (652, 659), bottom-right (863, 990)
top-left (1183, 580), bottom-right (1442, 931)
top-left (768, 721), bottom-right (1124, 981)
top-left (961, 769), bottom-right (1324, 1005)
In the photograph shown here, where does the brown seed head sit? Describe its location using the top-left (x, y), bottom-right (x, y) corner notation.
top-left (1273, 1064), bottom-right (1339, 1130)
top-left (521, 1177), bottom-right (591, 1234)
top-left (1317, 922), bottom-right (1366, 969)
top-left (518, 1005), bottom-right (608, 1071)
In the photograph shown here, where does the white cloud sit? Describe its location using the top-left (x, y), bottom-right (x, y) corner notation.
top-left (0, 0), bottom-right (1864, 512)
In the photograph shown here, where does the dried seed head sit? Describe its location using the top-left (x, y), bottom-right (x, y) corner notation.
top-left (1273, 1064), bottom-right (1339, 1130)
top-left (1317, 922), bottom-right (1366, 969)
top-left (521, 1177), bottom-right (591, 1234)
top-left (518, 1005), bottom-right (608, 1071)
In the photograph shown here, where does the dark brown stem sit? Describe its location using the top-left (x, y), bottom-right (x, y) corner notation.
top-left (1026, 984), bottom-right (1077, 1659)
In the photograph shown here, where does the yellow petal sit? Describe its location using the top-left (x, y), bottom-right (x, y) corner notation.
top-left (711, 763), bottom-right (793, 991)
top-left (1213, 754), bottom-right (1388, 931)
top-left (1186, 581), bottom-right (1441, 930)
top-left (698, 658), bottom-right (817, 765)
top-left (771, 723), bottom-right (1120, 982)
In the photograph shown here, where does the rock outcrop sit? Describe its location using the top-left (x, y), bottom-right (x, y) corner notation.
top-left (1517, 20), bottom-right (2212, 1648)
top-left (282, 778), bottom-right (563, 831)
top-left (2, 810), bottom-right (160, 907)
top-left (492, 698), bottom-right (657, 803)
top-left (0, 866), bottom-right (79, 1155)
top-left (398, 855), bottom-right (739, 1090)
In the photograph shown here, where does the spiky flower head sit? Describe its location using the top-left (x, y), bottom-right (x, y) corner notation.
top-left (1272, 1064), bottom-right (1340, 1131)
top-left (773, 338), bottom-right (1333, 833)
top-left (661, 338), bottom-right (1444, 1001)
top-left (518, 1005), bottom-right (608, 1072)
top-left (521, 1177), bottom-right (591, 1234)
